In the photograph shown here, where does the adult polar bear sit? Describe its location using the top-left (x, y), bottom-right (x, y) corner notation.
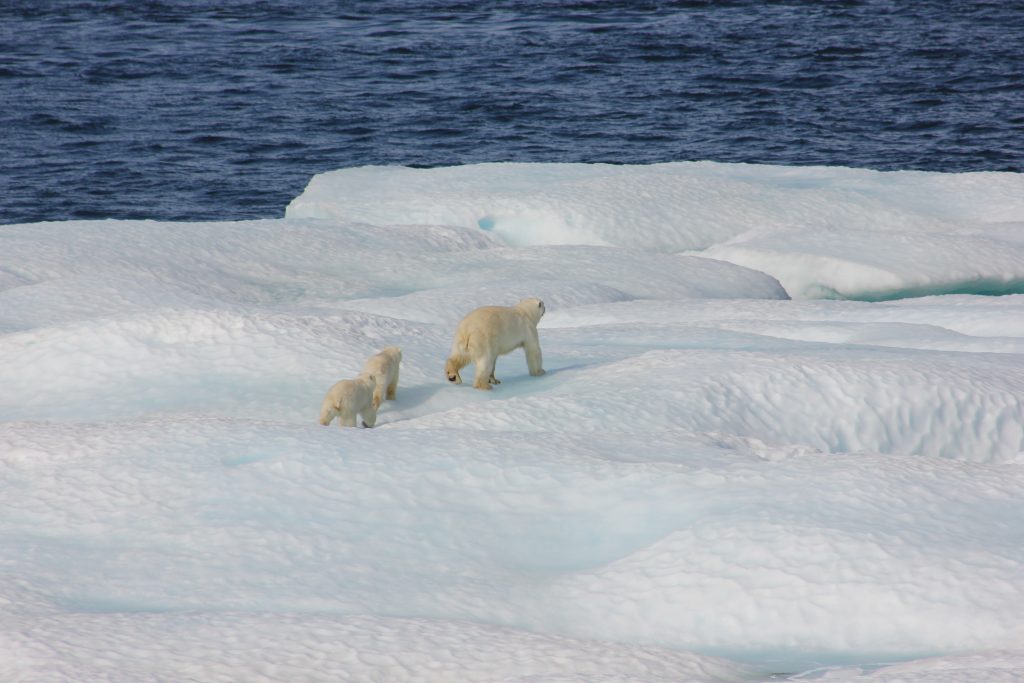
top-left (445, 298), bottom-right (546, 390)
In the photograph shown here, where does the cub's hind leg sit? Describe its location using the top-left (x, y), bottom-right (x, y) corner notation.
top-left (386, 368), bottom-right (399, 400)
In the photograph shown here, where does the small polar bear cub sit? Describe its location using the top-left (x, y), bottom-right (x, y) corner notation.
top-left (318, 374), bottom-right (378, 428)
top-left (361, 345), bottom-right (402, 409)
top-left (445, 297), bottom-right (546, 390)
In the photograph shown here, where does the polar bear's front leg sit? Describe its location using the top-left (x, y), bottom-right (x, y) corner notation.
top-left (338, 406), bottom-right (358, 428)
top-left (361, 402), bottom-right (378, 428)
top-left (524, 332), bottom-right (545, 377)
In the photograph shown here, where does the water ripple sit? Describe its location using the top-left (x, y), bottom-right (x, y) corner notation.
top-left (1, 0), bottom-right (1022, 223)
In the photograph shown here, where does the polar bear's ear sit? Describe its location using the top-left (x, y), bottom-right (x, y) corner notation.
top-left (537, 299), bottom-right (545, 316)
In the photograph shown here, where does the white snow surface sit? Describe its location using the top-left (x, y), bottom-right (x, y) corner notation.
top-left (287, 161), bottom-right (1024, 300)
top-left (3, 162), bottom-right (1024, 682)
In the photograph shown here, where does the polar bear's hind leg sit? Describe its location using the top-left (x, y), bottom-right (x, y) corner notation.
top-left (445, 354), bottom-right (468, 384)
top-left (319, 404), bottom-right (336, 426)
top-left (472, 353), bottom-right (495, 390)
top-left (370, 376), bottom-right (385, 410)
top-left (386, 369), bottom-right (399, 400)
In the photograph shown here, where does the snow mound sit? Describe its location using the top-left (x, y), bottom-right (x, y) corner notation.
top-left (407, 344), bottom-right (1024, 463)
top-left (2, 613), bottom-right (753, 683)
top-left (286, 162), bottom-right (1024, 301)
top-left (813, 651), bottom-right (1024, 682)
top-left (698, 227), bottom-right (1024, 300)
top-left (4, 163), bottom-right (1024, 681)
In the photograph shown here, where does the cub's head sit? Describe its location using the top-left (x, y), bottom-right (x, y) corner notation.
top-left (516, 297), bottom-right (546, 324)
top-left (382, 346), bottom-right (402, 362)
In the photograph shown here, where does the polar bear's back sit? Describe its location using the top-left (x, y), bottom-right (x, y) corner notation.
top-left (362, 346), bottom-right (401, 379)
top-left (454, 305), bottom-right (533, 355)
top-left (324, 375), bottom-right (376, 405)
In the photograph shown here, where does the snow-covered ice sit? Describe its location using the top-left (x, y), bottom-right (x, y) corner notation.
top-left (2, 162), bottom-right (1023, 681)
top-left (287, 162), bottom-right (1024, 301)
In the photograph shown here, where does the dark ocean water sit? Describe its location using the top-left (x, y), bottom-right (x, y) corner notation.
top-left (2, 0), bottom-right (1023, 225)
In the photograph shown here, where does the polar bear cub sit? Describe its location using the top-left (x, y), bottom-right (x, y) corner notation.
top-left (362, 346), bottom-right (402, 409)
top-left (445, 297), bottom-right (546, 390)
top-left (318, 374), bottom-right (378, 428)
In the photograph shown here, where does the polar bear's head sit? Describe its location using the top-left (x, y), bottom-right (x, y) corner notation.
top-left (515, 298), bottom-right (546, 325)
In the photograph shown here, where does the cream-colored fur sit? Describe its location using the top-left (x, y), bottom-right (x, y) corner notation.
top-left (362, 346), bottom-right (402, 409)
top-left (445, 297), bottom-right (546, 390)
top-left (318, 374), bottom-right (378, 428)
